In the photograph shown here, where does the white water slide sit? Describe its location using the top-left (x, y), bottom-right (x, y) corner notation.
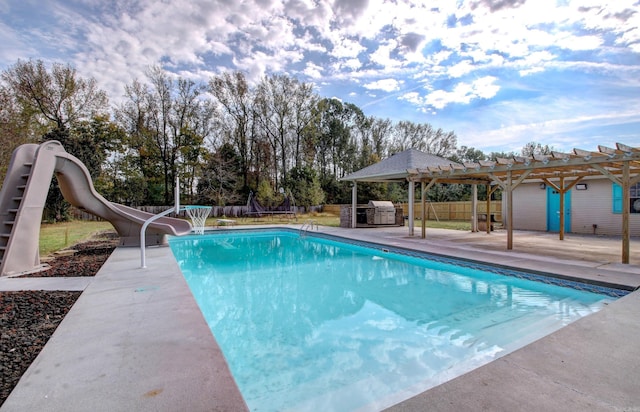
top-left (0, 141), bottom-right (192, 276)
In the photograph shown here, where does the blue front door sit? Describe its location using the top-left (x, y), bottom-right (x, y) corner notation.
top-left (547, 187), bottom-right (571, 232)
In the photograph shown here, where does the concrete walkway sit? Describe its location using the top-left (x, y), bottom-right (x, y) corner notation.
top-left (1, 246), bottom-right (247, 412)
top-left (0, 276), bottom-right (92, 291)
top-left (2, 226), bottom-right (639, 411)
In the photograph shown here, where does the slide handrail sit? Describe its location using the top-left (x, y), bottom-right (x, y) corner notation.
top-left (140, 175), bottom-right (181, 268)
top-left (140, 207), bottom-right (176, 268)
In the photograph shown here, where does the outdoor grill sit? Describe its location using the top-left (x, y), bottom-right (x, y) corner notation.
top-left (368, 200), bottom-right (396, 225)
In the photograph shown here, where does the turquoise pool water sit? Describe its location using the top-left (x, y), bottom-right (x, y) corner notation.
top-left (169, 230), bottom-right (619, 411)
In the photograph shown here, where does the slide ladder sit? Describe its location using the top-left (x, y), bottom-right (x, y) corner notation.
top-left (0, 141), bottom-right (192, 276)
top-left (0, 144), bottom-right (45, 275)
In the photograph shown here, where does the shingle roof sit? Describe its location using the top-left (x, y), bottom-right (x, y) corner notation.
top-left (341, 148), bottom-right (456, 182)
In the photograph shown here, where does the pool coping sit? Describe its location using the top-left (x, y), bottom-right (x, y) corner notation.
top-left (2, 225), bottom-right (640, 411)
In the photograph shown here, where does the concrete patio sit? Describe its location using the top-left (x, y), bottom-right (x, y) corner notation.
top-left (1, 226), bottom-right (639, 411)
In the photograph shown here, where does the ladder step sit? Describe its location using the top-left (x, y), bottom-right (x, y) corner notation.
top-left (8, 209), bottom-right (18, 213)
top-left (3, 221), bottom-right (14, 225)
top-left (11, 197), bottom-right (22, 201)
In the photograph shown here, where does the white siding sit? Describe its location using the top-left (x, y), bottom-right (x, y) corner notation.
top-left (512, 178), bottom-right (640, 236)
top-left (570, 179), bottom-right (614, 234)
top-left (570, 179), bottom-right (640, 235)
top-left (512, 183), bottom-right (546, 230)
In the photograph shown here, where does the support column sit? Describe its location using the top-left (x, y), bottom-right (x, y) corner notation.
top-left (419, 179), bottom-right (437, 239)
top-left (559, 176), bottom-right (565, 241)
top-left (507, 171), bottom-right (513, 250)
top-left (421, 181), bottom-right (426, 238)
top-left (486, 184), bottom-right (492, 234)
top-left (622, 163), bottom-right (630, 264)
top-left (408, 180), bottom-right (415, 236)
top-left (471, 184), bottom-right (478, 232)
top-left (351, 181), bottom-right (357, 229)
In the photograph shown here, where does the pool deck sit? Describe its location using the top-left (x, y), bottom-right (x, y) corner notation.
top-left (1, 226), bottom-right (640, 411)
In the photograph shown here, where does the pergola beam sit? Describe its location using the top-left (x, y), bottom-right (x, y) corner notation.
top-left (404, 143), bottom-right (639, 263)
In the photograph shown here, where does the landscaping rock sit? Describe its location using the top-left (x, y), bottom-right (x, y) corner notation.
top-left (0, 231), bottom-right (117, 406)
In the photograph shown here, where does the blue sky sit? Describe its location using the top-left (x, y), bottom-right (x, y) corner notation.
top-left (1, 0), bottom-right (639, 154)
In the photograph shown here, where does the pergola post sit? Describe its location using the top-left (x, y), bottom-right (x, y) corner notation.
top-left (486, 184), bottom-right (492, 234)
top-left (408, 180), bottom-right (415, 236)
top-left (421, 181), bottom-right (426, 238)
top-left (351, 181), bottom-right (357, 229)
top-left (543, 176), bottom-right (583, 241)
top-left (559, 176), bottom-right (565, 241)
top-left (420, 179), bottom-right (438, 239)
top-left (622, 162), bottom-right (630, 264)
top-left (471, 184), bottom-right (478, 232)
top-left (507, 170), bottom-right (513, 250)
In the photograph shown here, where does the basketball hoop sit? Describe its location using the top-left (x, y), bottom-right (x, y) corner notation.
top-left (184, 206), bottom-right (212, 235)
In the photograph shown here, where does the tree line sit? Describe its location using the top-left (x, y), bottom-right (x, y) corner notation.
top-left (0, 59), bottom-right (550, 221)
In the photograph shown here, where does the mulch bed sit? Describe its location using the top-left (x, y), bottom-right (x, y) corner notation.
top-left (0, 231), bottom-right (118, 406)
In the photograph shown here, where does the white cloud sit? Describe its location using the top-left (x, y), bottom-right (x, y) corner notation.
top-left (363, 78), bottom-right (402, 92)
top-left (448, 60), bottom-right (475, 78)
top-left (303, 62), bottom-right (323, 79)
top-left (555, 34), bottom-right (603, 51)
top-left (369, 40), bottom-right (403, 71)
top-left (399, 91), bottom-right (421, 105)
top-left (473, 76), bottom-right (500, 99)
top-left (331, 37), bottom-right (366, 59)
top-left (415, 76), bottom-right (500, 110)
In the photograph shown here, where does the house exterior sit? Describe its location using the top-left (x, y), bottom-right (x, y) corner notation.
top-left (512, 177), bottom-right (640, 236)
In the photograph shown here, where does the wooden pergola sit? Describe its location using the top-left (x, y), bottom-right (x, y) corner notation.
top-left (407, 143), bottom-right (640, 264)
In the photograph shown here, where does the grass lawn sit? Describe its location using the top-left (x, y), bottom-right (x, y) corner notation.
top-left (204, 213), bottom-right (471, 231)
top-left (39, 221), bottom-right (114, 256)
top-left (207, 212), bottom-right (342, 227)
top-left (38, 215), bottom-right (471, 256)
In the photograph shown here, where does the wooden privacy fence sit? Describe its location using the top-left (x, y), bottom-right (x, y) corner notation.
top-left (323, 201), bottom-right (502, 222)
top-left (70, 202), bottom-right (497, 222)
top-left (70, 204), bottom-right (319, 221)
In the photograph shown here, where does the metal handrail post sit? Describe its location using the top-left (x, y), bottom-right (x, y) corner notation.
top-left (140, 175), bottom-right (180, 268)
top-left (140, 207), bottom-right (176, 268)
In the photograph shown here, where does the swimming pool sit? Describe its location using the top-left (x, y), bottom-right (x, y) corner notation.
top-left (169, 229), bottom-right (623, 411)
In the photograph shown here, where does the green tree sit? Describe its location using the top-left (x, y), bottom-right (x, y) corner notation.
top-left (115, 79), bottom-right (163, 203)
top-left (521, 141), bottom-right (554, 157)
top-left (1, 59), bottom-right (108, 133)
top-left (207, 72), bottom-right (254, 191)
top-left (1, 59), bottom-right (109, 220)
top-left (116, 67), bottom-right (213, 204)
top-left (197, 143), bottom-right (242, 206)
top-left (287, 166), bottom-right (325, 210)
top-left (452, 146), bottom-right (486, 163)
top-left (67, 116), bottom-right (125, 178)
top-left (0, 85), bottom-right (32, 181)
top-left (255, 179), bottom-right (277, 208)
top-left (390, 121), bottom-right (457, 157)
top-left (96, 153), bottom-right (147, 206)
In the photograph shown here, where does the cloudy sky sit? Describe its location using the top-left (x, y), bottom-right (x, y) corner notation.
top-left (1, 0), bottom-right (639, 154)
